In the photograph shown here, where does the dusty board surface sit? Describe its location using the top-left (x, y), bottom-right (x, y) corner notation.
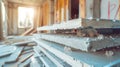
top-left (37, 18), bottom-right (120, 31)
top-left (3, 47), bottom-right (34, 67)
top-left (0, 46), bottom-right (16, 57)
top-left (18, 58), bottom-right (31, 67)
top-left (34, 46), bottom-right (64, 67)
top-left (35, 39), bottom-right (120, 67)
top-left (34, 47), bottom-right (56, 67)
top-left (5, 47), bottom-right (24, 63)
top-left (30, 56), bottom-right (43, 67)
top-left (36, 46), bottom-right (71, 67)
top-left (34, 34), bottom-right (119, 51)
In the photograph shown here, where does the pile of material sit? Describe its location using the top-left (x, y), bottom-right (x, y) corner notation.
top-left (33, 38), bottom-right (120, 67)
top-left (0, 36), bottom-right (42, 67)
top-left (0, 45), bottom-right (36, 67)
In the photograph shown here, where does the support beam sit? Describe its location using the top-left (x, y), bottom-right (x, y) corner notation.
top-left (0, 1), bottom-right (4, 40)
top-left (49, 0), bottom-right (54, 25)
top-left (79, 0), bottom-right (86, 18)
top-left (93, 0), bottom-right (101, 18)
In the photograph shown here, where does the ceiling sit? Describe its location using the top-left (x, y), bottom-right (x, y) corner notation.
top-left (7, 0), bottom-right (42, 5)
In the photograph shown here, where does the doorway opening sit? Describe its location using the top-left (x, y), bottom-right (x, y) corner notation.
top-left (70, 0), bottom-right (79, 19)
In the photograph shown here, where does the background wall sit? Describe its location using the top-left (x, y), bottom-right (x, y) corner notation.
top-left (101, 0), bottom-right (120, 20)
top-left (7, 2), bottom-right (41, 35)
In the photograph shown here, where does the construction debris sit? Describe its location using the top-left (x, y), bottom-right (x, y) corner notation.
top-left (0, 45), bottom-right (34, 67)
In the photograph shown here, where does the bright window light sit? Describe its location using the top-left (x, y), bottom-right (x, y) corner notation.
top-left (1, 2), bottom-right (5, 22)
top-left (18, 7), bottom-right (34, 28)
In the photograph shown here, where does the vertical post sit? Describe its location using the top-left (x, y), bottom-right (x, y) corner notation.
top-left (61, 0), bottom-right (64, 22)
top-left (66, 0), bottom-right (69, 21)
top-left (49, 0), bottom-right (54, 25)
top-left (54, 0), bottom-right (56, 23)
top-left (93, 0), bottom-right (101, 18)
top-left (79, 0), bottom-right (86, 18)
top-left (118, 0), bottom-right (120, 20)
top-left (0, 1), bottom-right (4, 40)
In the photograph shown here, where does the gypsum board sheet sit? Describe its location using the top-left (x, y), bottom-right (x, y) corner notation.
top-left (35, 39), bottom-right (87, 67)
top-left (30, 56), bottom-right (43, 67)
top-left (0, 45), bottom-right (7, 48)
top-left (18, 57), bottom-right (31, 67)
top-left (34, 46), bottom-right (64, 67)
top-left (0, 46), bottom-right (17, 57)
top-left (35, 34), bottom-right (117, 52)
top-left (18, 52), bottom-right (33, 63)
top-left (23, 46), bottom-right (33, 51)
top-left (5, 47), bottom-right (24, 63)
top-left (36, 46), bottom-right (71, 67)
top-left (12, 40), bottom-right (35, 46)
top-left (4, 52), bottom-right (33, 67)
top-left (0, 46), bottom-right (16, 67)
top-left (35, 39), bottom-right (120, 67)
top-left (34, 47), bottom-right (56, 67)
top-left (0, 55), bottom-right (12, 67)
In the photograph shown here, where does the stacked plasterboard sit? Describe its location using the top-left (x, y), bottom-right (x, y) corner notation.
top-left (33, 38), bottom-right (120, 67)
top-left (33, 34), bottom-right (120, 52)
top-left (0, 45), bottom-right (36, 67)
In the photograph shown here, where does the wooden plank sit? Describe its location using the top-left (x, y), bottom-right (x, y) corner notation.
top-left (21, 28), bottom-right (34, 36)
top-left (21, 49), bottom-right (33, 55)
top-left (5, 47), bottom-right (24, 63)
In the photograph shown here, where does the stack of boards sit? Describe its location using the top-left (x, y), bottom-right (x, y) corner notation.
top-left (0, 45), bottom-right (38, 67)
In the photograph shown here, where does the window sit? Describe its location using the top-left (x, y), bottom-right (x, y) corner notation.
top-left (18, 7), bottom-right (34, 28)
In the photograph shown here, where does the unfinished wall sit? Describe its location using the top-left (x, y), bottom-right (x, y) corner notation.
top-left (54, 0), bottom-right (69, 23)
top-left (0, 0), bottom-right (4, 40)
top-left (0, 0), bottom-right (8, 40)
top-left (101, 0), bottom-right (120, 20)
top-left (7, 2), bottom-right (41, 35)
top-left (7, 3), bottom-right (18, 35)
